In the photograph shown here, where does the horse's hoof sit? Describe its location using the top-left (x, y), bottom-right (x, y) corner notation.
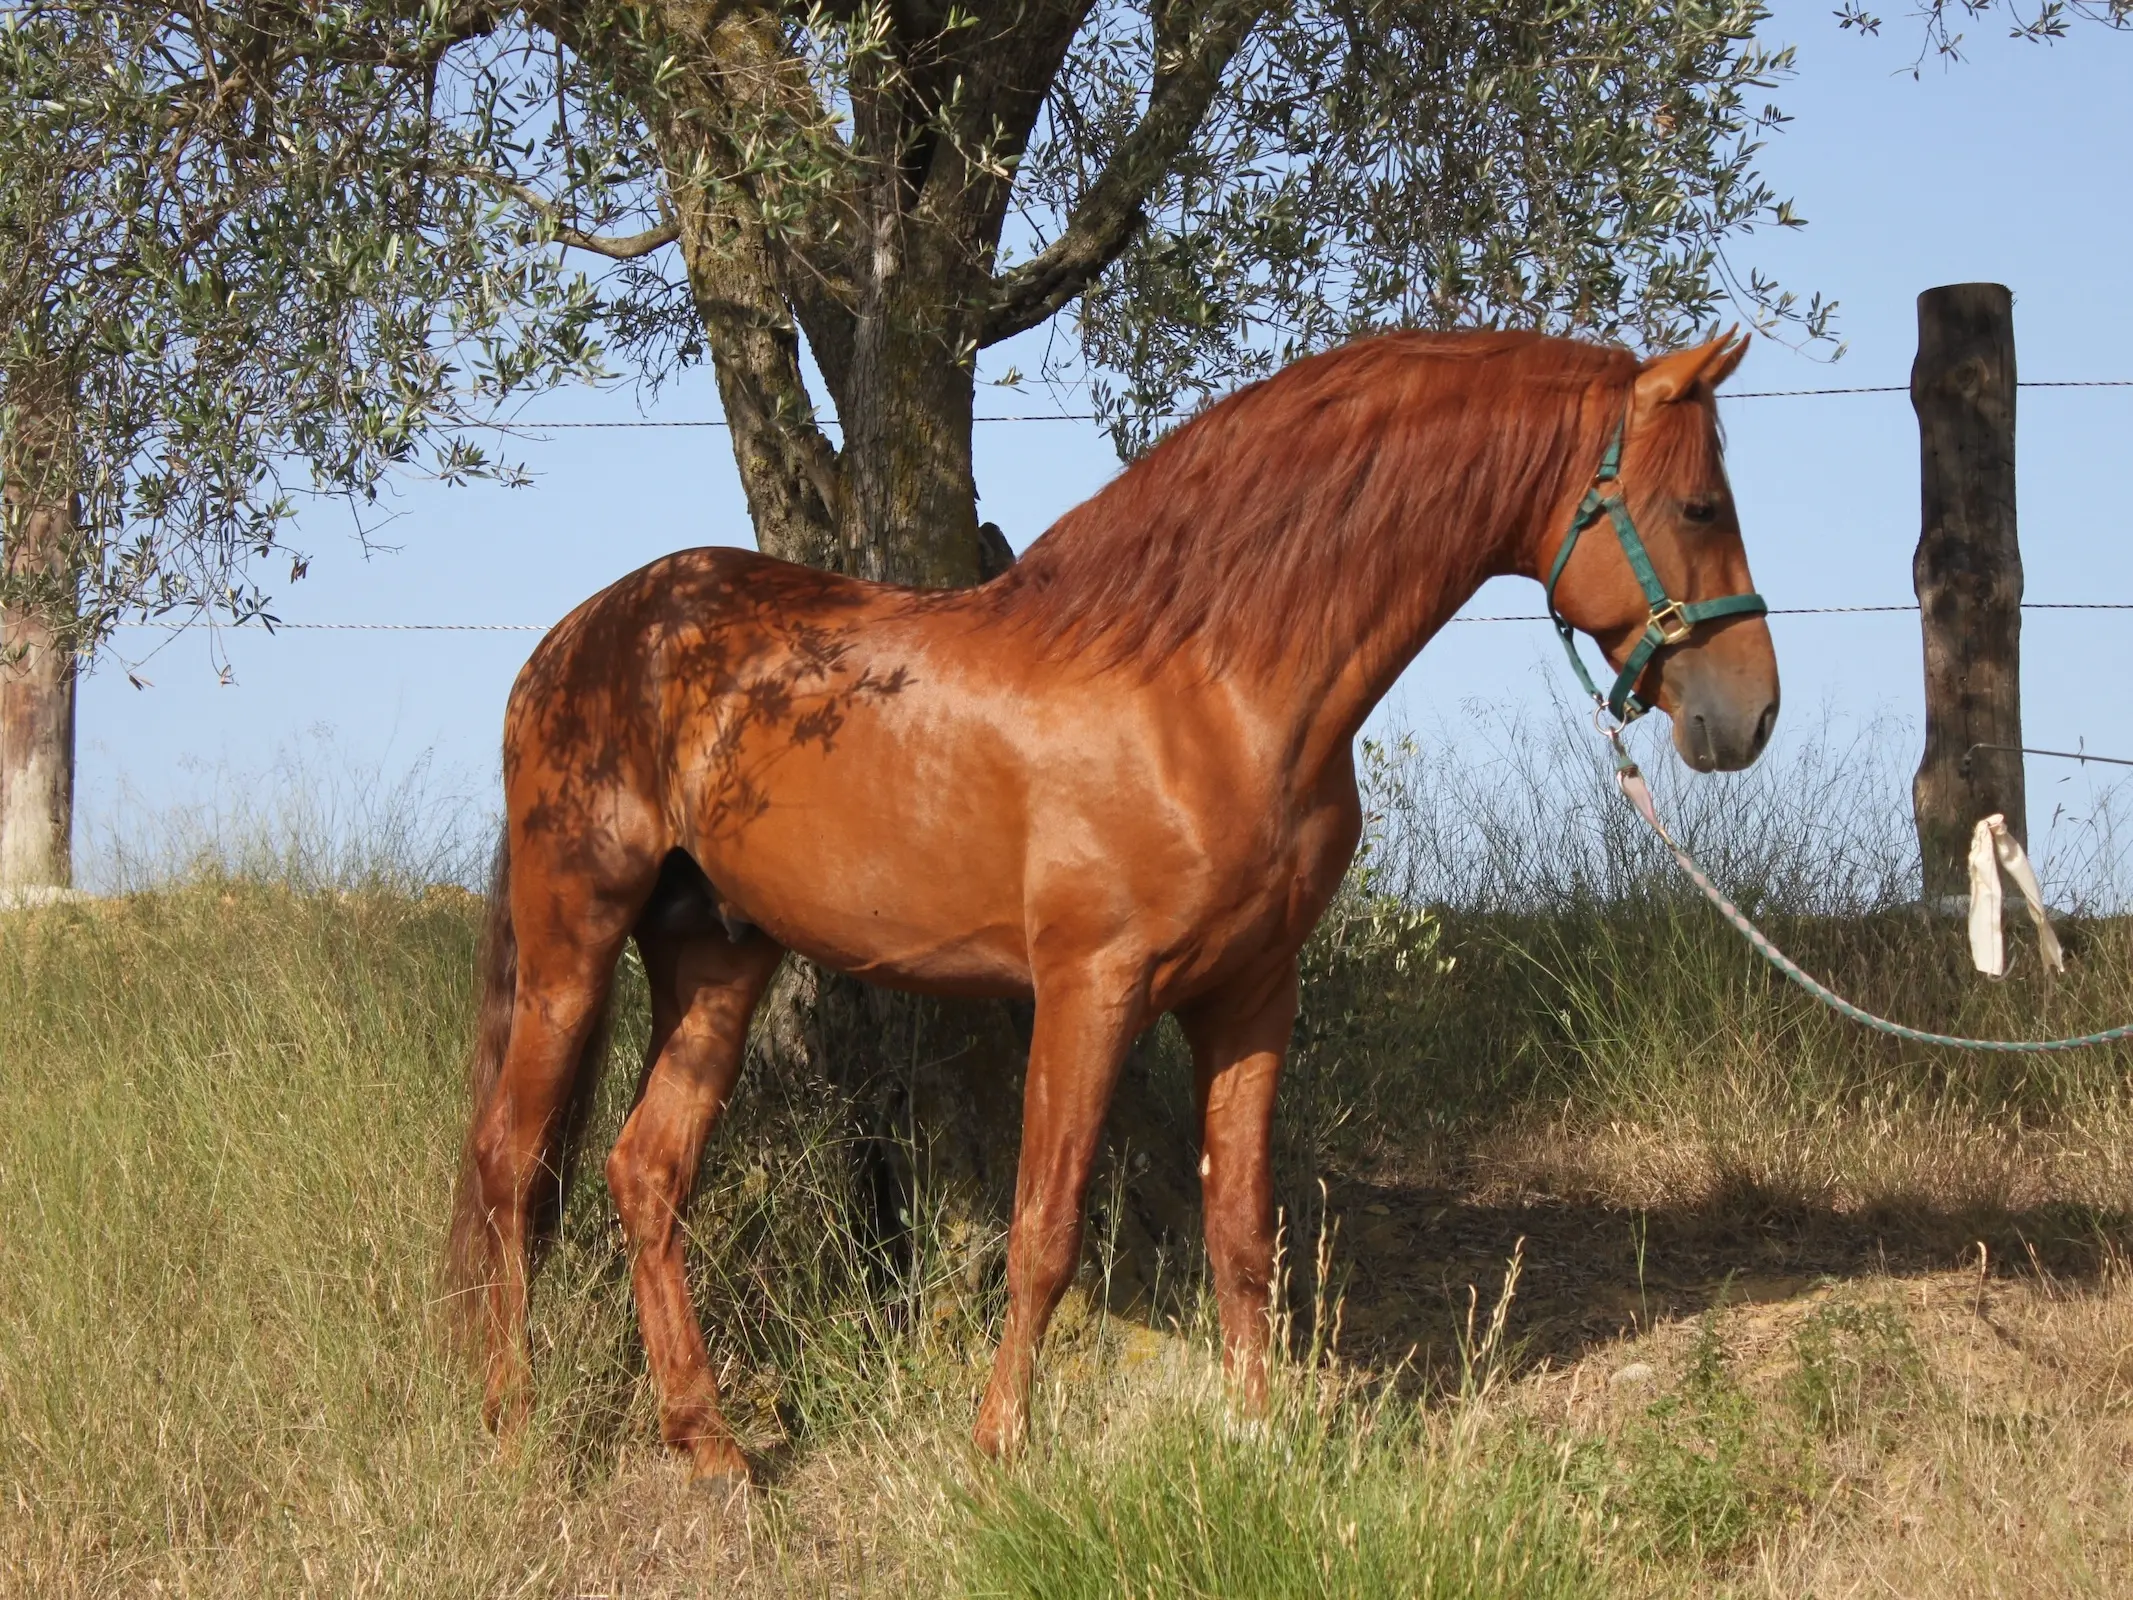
top-left (482, 1366), bottom-right (533, 1439)
top-left (970, 1409), bottom-right (1025, 1463)
top-left (484, 1398), bottom-right (531, 1453)
top-left (687, 1439), bottom-right (754, 1499)
top-left (690, 1464), bottom-right (753, 1504)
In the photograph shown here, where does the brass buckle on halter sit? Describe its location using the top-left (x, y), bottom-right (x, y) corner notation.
top-left (1647, 600), bottom-right (1694, 646)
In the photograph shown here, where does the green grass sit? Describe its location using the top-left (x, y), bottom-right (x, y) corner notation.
top-left (947, 1383), bottom-right (1598, 1600)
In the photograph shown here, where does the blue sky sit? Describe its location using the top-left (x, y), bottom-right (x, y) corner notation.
top-left (78, 2), bottom-right (2133, 876)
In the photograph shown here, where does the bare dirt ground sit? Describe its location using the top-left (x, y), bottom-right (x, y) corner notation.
top-left (1321, 1168), bottom-right (2126, 1386)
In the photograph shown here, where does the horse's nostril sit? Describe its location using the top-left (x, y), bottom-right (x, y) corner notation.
top-left (1752, 702), bottom-right (1777, 752)
top-left (1687, 714), bottom-right (1718, 770)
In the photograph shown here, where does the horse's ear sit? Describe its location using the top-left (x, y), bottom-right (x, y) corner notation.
top-left (1635, 327), bottom-right (1749, 407)
top-left (1704, 327), bottom-right (1751, 388)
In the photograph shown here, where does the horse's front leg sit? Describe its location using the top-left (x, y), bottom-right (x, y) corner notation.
top-left (1177, 959), bottom-right (1298, 1411)
top-left (972, 965), bottom-right (1146, 1459)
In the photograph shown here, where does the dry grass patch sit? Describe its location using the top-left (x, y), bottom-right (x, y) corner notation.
top-left (1775, 1270), bottom-right (2133, 1597)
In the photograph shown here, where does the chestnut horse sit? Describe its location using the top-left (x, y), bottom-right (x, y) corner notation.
top-left (445, 328), bottom-right (1778, 1481)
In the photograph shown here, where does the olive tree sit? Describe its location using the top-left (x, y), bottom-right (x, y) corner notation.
top-left (4, 1), bottom-right (1817, 888)
top-left (8, 0), bottom-right (1820, 1266)
top-left (0, 5), bottom-right (606, 888)
top-left (108, 0), bottom-right (1821, 578)
top-left (1834, 0), bottom-right (2127, 66)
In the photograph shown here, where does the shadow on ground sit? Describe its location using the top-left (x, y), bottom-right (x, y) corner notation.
top-left (1087, 1163), bottom-right (2131, 1397)
top-left (1331, 1177), bottom-right (2129, 1387)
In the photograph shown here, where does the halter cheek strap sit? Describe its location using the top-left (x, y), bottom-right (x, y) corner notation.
top-left (1544, 420), bottom-right (1767, 724)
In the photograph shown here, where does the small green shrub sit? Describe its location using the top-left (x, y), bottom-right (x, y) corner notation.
top-left (1572, 1300), bottom-right (1929, 1575)
top-left (1787, 1298), bottom-right (1926, 1445)
top-left (946, 1385), bottom-right (1598, 1600)
top-left (1614, 1314), bottom-right (1770, 1560)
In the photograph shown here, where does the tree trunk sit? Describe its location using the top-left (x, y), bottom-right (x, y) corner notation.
top-left (0, 392), bottom-right (78, 894)
top-left (671, 185), bottom-right (848, 573)
top-left (839, 227), bottom-right (988, 586)
top-left (1912, 283), bottom-right (2022, 908)
top-left (613, 2), bottom-right (1202, 1323)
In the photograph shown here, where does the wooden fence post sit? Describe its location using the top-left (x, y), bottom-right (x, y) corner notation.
top-left (1912, 282), bottom-right (2023, 907)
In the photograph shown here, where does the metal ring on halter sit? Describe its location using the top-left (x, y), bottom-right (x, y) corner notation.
top-left (1647, 599), bottom-right (1695, 647)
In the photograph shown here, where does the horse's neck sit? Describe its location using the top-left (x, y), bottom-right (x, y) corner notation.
top-left (1276, 510), bottom-right (1526, 781)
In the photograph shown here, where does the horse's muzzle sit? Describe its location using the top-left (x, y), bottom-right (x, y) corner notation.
top-left (1674, 691), bottom-right (1777, 772)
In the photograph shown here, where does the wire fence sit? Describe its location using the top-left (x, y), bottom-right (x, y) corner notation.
top-left (102, 372), bottom-right (2133, 635)
top-left (472, 375), bottom-right (2133, 431)
top-left (113, 600), bottom-right (2133, 633)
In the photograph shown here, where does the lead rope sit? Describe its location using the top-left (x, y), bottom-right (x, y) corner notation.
top-left (1599, 725), bottom-right (2133, 1053)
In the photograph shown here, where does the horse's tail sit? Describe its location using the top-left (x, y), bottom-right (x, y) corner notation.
top-left (443, 826), bottom-right (526, 1339)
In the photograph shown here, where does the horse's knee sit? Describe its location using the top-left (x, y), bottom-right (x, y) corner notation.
top-left (1200, 1152), bottom-right (1270, 1225)
top-left (1203, 1191), bottom-right (1275, 1298)
top-left (1217, 1260), bottom-right (1275, 1327)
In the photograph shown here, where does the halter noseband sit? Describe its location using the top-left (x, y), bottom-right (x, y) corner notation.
top-left (1543, 420), bottom-right (1767, 725)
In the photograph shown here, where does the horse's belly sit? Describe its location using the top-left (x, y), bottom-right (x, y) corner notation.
top-left (683, 738), bottom-right (1034, 998)
top-left (791, 917), bottom-right (1033, 998)
top-left (723, 870), bottom-right (1033, 998)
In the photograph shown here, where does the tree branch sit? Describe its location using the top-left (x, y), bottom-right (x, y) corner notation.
top-left (665, 166), bottom-right (849, 570)
top-left (526, 1), bottom-right (863, 406)
top-left (908, 0), bottom-right (1094, 248)
top-left (213, 0), bottom-right (509, 75)
top-left (693, 11), bottom-right (865, 411)
top-left (463, 168), bottom-right (681, 260)
top-left (554, 217), bottom-right (680, 260)
top-left (979, 0), bottom-right (1269, 347)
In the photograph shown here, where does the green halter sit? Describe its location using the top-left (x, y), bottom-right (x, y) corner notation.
top-left (1544, 421), bottom-right (1768, 724)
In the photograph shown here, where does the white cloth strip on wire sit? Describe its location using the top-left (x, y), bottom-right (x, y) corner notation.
top-left (1967, 813), bottom-right (2064, 978)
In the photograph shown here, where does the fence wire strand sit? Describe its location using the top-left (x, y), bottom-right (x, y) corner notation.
top-left (115, 600), bottom-right (2133, 632)
top-left (104, 376), bottom-right (2133, 633)
top-left (468, 377), bottom-right (2132, 431)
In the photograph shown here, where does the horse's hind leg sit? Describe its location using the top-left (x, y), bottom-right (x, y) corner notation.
top-left (607, 923), bottom-right (783, 1484)
top-left (472, 879), bottom-right (637, 1437)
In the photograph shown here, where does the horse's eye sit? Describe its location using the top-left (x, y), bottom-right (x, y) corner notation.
top-left (1682, 499), bottom-right (1718, 524)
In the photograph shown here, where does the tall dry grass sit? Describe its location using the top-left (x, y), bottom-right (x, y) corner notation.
top-left (1283, 707), bottom-right (2133, 1234)
top-left (7, 713), bottom-right (2133, 1594)
top-left (0, 870), bottom-right (1037, 1594)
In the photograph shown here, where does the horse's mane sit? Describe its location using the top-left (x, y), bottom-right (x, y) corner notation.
top-left (985, 329), bottom-right (1647, 675)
